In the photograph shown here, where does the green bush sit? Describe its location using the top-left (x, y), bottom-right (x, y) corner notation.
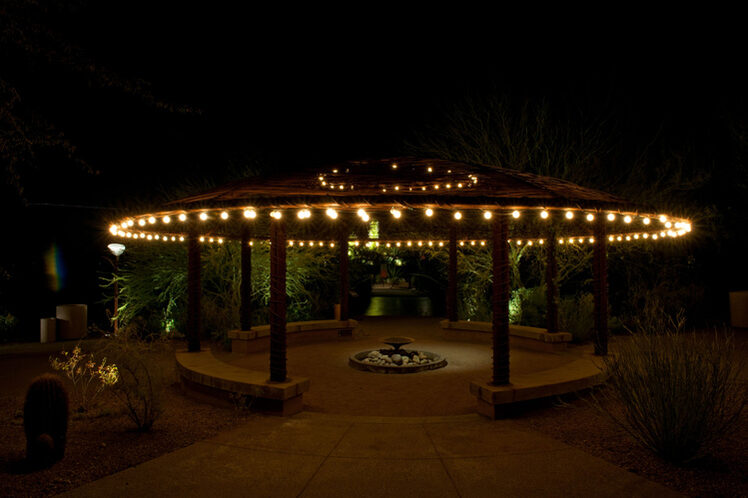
top-left (0, 312), bottom-right (20, 342)
top-left (598, 313), bottom-right (746, 463)
top-left (559, 293), bottom-right (594, 343)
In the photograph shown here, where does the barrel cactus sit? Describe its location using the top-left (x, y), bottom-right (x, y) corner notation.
top-left (23, 374), bottom-right (69, 465)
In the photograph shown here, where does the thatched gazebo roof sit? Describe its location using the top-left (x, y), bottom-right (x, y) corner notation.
top-left (108, 157), bottom-right (691, 246)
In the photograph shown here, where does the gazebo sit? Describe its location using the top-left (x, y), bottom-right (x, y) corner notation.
top-left (108, 157), bottom-right (692, 415)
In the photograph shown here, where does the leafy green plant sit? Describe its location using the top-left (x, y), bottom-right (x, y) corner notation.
top-left (0, 311), bottom-right (20, 342)
top-left (598, 312), bottom-right (747, 463)
top-left (49, 345), bottom-right (119, 412)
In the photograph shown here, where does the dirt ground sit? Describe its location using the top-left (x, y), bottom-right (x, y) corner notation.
top-left (0, 321), bottom-right (746, 497)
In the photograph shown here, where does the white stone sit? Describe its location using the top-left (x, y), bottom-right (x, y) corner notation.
top-left (401, 357), bottom-right (409, 364)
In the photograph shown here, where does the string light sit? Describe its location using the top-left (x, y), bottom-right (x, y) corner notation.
top-left (607, 213), bottom-right (615, 221)
top-left (659, 215), bottom-right (667, 223)
top-left (565, 211), bottom-right (574, 220)
top-left (624, 215), bottom-right (632, 223)
top-left (148, 216), bottom-right (156, 224)
top-left (270, 210), bottom-right (282, 220)
top-left (643, 217), bottom-right (650, 225)
top-left (220, 211), bottom-right (229, 220)
top-left (390, 208), bottom-right (402, 219)
top-left (179, 213), bottom-right (187, 222)
top-left (540, 210), bottom-right (549, 219)
top-left (244, 209), bottom-right (257, 219)
top-left (453, 211), bottom-right (462, 220)
top-left (483, 211), bottom-right (493, 220)
top-left (325, 208), bottom-right (338, 219)
top-left (425, 208), bottom-right (434, 217)
top-left (586, 213), bottom-right (594, 221)
top-left (199, 213), bottom-right (208, 221)
top-left (512, 210), bottom-right (520, 218)
top-left (297, 209), bottom-right (311, 219)
top-left (109, 225), bottom-right (118, 235)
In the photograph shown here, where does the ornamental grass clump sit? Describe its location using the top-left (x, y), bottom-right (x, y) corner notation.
top-left (50, 345), bottom-right (119, 412)
top-left (599, 312), bottom-right (746, 463)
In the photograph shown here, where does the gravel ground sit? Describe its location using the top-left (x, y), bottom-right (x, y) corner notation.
top-left (1, 324), bottom-right (745, 497)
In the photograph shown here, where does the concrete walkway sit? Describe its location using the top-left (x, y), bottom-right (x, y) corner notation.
top-left (62, 412), bottom-right (680, 497)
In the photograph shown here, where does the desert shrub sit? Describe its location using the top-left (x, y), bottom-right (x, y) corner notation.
top-left (598, 312), bottom-right (747, 463)
top-left (49, 345), bottom-right (119, 412)
top-left (102, 331), bottom-right (172, 431)
top-left (559, 293), bottom-right (594, 342)
top-left (0, 311), bottom-right (20, 342)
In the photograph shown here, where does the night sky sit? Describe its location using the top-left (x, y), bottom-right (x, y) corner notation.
top-left (1, 2), bottom-right (746, 334)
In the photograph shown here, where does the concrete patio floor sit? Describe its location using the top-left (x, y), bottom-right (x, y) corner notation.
top-left (62, 412), bottom-right (680, 497)
top-left (213, 316), bottom-right (602, 416)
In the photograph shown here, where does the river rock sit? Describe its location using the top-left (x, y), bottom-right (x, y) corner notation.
top-left (391, 354), bottom-right (402, 364)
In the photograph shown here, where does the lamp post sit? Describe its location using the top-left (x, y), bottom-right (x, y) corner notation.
top-left (107, 243), bottom-right (126, 335)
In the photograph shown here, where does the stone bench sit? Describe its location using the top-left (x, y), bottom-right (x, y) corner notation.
top-left (228, 319), bottom-right (358, 354)
top-left (176, 349), bottom-right (309, 416)
top-left (441, 320), bottom-right (572, 352)
top-left (470, 355), bottom-right (606, 418)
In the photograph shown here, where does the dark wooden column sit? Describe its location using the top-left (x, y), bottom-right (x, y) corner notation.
top-left (269, 218), bottom-right (287, 382)
top-left (240, 228), bottom-right (252, 331)
top-left (491, 212), bottom-right (510, 385)
top-left (593, 216), bottom-right (609, 355)
top-left (338, 226), bottom-right (350, 321)
top-left (447, 224), bottom-right (458, 322)
top-left (545, 229), bottom-right (559, 334)
top-left (187, 230), bottom-right (201, 352)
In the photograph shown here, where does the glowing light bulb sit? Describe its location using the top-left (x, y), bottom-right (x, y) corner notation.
top-left (617, 236), bottom-right (623, 241)
top-left (565, 211), bottom-right (574, 220)
top-left (407, 241), bottom-right (412, 247)
top-left (483, 211), bottom-right (493, 220)
top-left (427, 167), bottom-right (433, 172)
top-left (244, 209), bottom-right (257, 219)
top-left (199, 212), bottom-right (208, 221)
top-left (109, 225), bottom-right (118, 235)
top-left (588, 238), bottom-right (594, 243)
top-left (390, 208), bottom-right (402, 219)
top-left (624, 215), bottom-right (632, 223)
top-left (270, 210), bottom-right (282, 219)
top-left (453, 211), bottom-right (462, 220)
top-left (643, 233), bottom-right (649, 239)
top-left (540, 210), bottom-right (549, 219)
top-left (360, 213), bottom-right (370, 222)
top-left (665, 221), bottom-right (672, 228)
top-left (325, 208), bottom-right (338, 219)
top-left (425, 208), bottom-right (434, 217)
top-left (127, 220), bottom-right (134, 227)
top-left (391, 163), bottom-right (398, 169)
top-left (163, 216), bottom-right (171, 224)
top-left (643, 217), bottom-right (650, 225)
top-left (394, 185), bottom-right (399, 191)
top-left (586, 213), bottom-right (594, 222)
top-left (659, 215), bottom-right (667, 223)
top-left (179, 213), bottom-right (187, 221)
top-left (138, 219), bottom-right (146, 226)
top-left (220, 211), bottom-right (229, 220)
top-left (608, 235), bottom-right (614, 241)
top-left (148, 216), bottom-right (156, 224)
top-left (457, 183), bottom-right (463, 188)
top-left (512, 210), bottom-right (520, 218)
top-left (297, 209), bottom-right (311, 219)
top-left (147, 234), bottom-right (153, 240)
top-left (607, 213), bottom-right (615, 221)
top-left (440, 241), bottom-right (446, 247)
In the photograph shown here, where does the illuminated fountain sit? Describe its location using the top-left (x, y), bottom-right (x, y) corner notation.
top-left (349, 336), bottom-right (447, 374)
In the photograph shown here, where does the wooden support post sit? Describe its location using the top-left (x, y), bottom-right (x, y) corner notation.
top-left (240, 228), bottom-right (252, 331)
top-left (339, 227), bottom-right (350, 321)
top-left (269, 218), bottom-right (287, 382)
top-left (187, 230), bottom-right (201, 352)
top-left (447, 223), bottom-right (458, 322)
top-left (593, 217), bottom-right (609, 355)
top-left (491, 212), bottom-right (510, 385)
top-left (545, 229), bottom-right (559, 334)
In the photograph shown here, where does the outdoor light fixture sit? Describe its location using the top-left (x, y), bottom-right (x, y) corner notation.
top-left (108, 243), bottom-right (126, 257)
